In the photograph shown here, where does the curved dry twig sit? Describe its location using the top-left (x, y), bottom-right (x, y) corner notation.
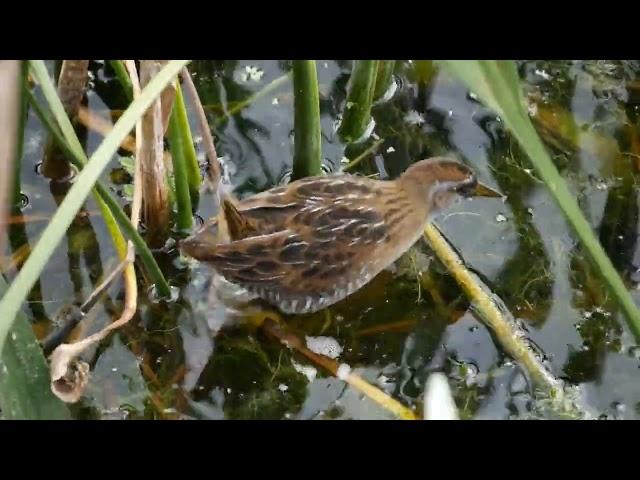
top-left (49, 60), bottom-right (144, 402)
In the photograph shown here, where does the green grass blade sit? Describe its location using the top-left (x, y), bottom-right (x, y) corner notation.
top-left (438, 60), bottom-right (640, 339)
top-left (292, 60), bottom-right (322, 180)
top-left (30, 61), bottom-right (85, 160)
top-left (109, 60), bottom-right (134, 102)
top-left (338, 60), bottom-right (378, 144)
top-left (373, 60), bottom-right (396, 102)
top-left (0, 59), bottom-right (189, 357)
top-left (173, 83), bottom-right (201, 203)
top-left (0, 275), bottom-right (70, 419)
top-left (168, 102), bottom-right (194, 233)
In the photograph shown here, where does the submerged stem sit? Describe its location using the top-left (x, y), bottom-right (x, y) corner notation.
top-left (423, 224), bottom-right (565, 399)
top-left (262, 317), bottom-right (418, 420)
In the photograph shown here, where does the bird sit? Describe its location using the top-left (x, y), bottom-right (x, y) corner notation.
top-left (180, 157), bottom-right (502, 315)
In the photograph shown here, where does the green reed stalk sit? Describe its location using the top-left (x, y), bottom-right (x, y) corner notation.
top-left (109, 60), bottom-right (134, 102)
top-left (373, 60), bottom-right (396, 102)
top-left (168, 103), bottom-right (194, 233)
top-left (338, 60), bottom-right (379, 144)
top-left (415, 60), bottom-right (436, 85)
top-left (292, 60), bottom-right (322, 180)
top-left (173, 82), bottom-right (201, 203)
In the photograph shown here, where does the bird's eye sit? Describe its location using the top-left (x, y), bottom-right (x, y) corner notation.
top-left (455, 177), bottom-right (477, 198)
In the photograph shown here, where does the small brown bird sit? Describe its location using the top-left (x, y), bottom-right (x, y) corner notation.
top-left (181, 157), bottom-right (501, 315)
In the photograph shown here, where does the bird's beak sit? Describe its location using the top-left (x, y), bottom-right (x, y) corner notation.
top-left (470, 182), bottom-right (504, 199)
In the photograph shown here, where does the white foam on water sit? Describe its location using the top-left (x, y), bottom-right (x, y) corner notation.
top-left (305, 336), bottom-right (343, 359)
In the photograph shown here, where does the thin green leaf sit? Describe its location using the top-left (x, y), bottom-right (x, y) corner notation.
top-left (168, 101), bottom-right (194, 232)
top-left (373, 60), bottom-right (396, 102)
top-left (173, 83), bottom-right (201, 203)
top-left (0, 59), bottom-right (189, 357)
top-left (109, 60), bottom-right (134, 102)
top-left (30, 61), bottom-right (85, 160)
top-left (222, 72), bottom-right (291, 119)
top-left (437, 60), bottom-right (640, 339)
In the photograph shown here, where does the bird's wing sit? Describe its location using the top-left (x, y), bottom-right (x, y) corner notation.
top-left (203, 182), bottom-right (392, 302)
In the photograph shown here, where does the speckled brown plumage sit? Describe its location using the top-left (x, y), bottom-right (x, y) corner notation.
top-left (181, 157), bottom-right (500, 314)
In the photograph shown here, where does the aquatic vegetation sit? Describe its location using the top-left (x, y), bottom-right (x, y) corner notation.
top-left (1, 60), bottom-right (639, 420)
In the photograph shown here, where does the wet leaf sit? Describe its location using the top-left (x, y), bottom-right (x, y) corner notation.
top-left (0, 276), bottom-right (70, 419)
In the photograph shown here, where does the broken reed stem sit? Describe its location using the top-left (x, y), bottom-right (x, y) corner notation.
top-left (0, 61), bottom-right (21, 260)
top-left (261, 318), bottom-right (418, 420)
top-left (139, 60), bottom-right (171, 248)
top-left (41, 60), bottom-right (89, 180)
top-left (180, 67), bottom-right (221, 194)
top-left (422, 223), bottom-right (564, 398)
top-left (57, 60), bottom-right (90, 117)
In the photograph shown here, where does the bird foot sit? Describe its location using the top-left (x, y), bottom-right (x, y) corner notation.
top-left (242, 302), bottom-right (285, 329)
